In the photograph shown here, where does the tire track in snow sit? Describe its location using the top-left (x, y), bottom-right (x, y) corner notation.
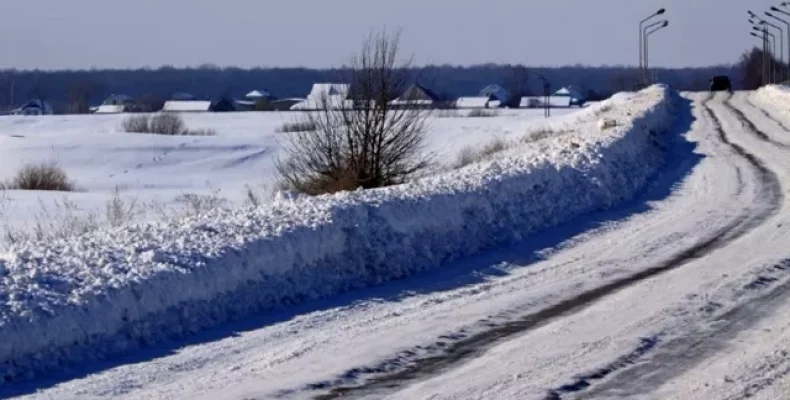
top-left (725, 95), bottom-right (790, 149)
top-left (292, 93), bottom-right (782, 400)
top-left (744, 95), bottom-right (790, 133)
top-left (573, 259), bottom-right (790, 400)
top-left (544, 93), bottom-right (785, 399)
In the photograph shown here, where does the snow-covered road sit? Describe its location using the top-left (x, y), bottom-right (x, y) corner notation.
top-left (9, 91), bottom-right (790, 400)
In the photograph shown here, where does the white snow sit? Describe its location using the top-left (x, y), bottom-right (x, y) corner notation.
top-left (455, 97), bottom-right (492, 108)
top-left (93, 105), bottom-right (126, 114)
top-left (161, 101), bottom-right (212, 112)
top-left (0, 107), bottom-right (584, 234)
top-left (291, 84), bottom-right (351, 110)
top-left (0, 86), bottom-right (673, 384)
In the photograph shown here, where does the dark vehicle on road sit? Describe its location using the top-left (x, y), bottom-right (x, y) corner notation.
top-left (710, 76), bottom-right (732, 92)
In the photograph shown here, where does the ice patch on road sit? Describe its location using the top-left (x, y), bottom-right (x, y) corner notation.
top-left (0, 86), bottom-right (675, 383)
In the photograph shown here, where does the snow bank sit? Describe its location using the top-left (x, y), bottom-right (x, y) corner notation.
top-left (753, 85), bottom-right (790, 119)
top-left (0, 86), bottom-right (676, 382)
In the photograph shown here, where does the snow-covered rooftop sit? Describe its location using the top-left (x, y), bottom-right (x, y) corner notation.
top-left (162, 100), bottom-right (212, 112)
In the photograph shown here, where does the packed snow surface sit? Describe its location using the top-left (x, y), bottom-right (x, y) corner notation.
top-left (0, 86), bottom-right (672, 383)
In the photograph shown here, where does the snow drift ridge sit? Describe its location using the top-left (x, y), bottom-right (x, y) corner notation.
top-left (0, 85), bottom-right (676, 382)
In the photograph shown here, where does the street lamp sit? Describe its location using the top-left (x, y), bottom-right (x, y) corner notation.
top-left (639, 8), bottom-right (666, 87)
top-left (533, 73), bottom-right (551, 118)
top-left (761, 19), bottom-right (785, 82)
top-left (767, 10), bottom-right (790, 81)
top-left (644, 21), bottom-right (669, 84)
top-left (755, 26), bottom-right (777, 83)
top-left (751, 30), bottom-right (770, 85)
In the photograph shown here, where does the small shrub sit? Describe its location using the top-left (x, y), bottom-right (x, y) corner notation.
top-left (522, 128), bottom-right (556, 143)
top-left (0, 189), bottom-right (143, 248)
top-left (121, 113), bottom-right (216, 136)
top-left (276, 121), bottom-right (317, 133)
top-left (121, 115), bottom-right (151, 133)
top-left (104, 187), bottom-right (141, 227)
top-left (150, 113), bottom-right (187, 135)
top-left (453, 137), bottom-right (510, 168)
top-left (174, 190), bottom-right (228, 216)
top-left (276, 169), bottom-right (359, 196)
top-left (467, 109), bottom-right (499, 118)
top-left (9, 162), bottom-right (74, 191)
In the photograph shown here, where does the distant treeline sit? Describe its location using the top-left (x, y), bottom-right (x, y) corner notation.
top-left (0, 64), bottom-right (738, 113)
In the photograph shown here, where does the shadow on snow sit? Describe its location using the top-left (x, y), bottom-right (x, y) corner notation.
top-left (2, 96), bottom-right (700, 399)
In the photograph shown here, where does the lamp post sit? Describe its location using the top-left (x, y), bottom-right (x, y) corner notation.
top-left (752, 31), bottom-right (769, 85)
top-left (761, 19), bottom-right (784, 82)
top-left (533, 73), bottom-right (551, 118)
top-left (767, 9), bottom-right (790, 81)
top-left (750, 10), bottom-right (777, 83)
top-left (639, 8), bottom-right (666, 87)
top-left (755, 26), bottom-right (777, 83)
top-left (747, 16), bottom-right (770, 83)
top-left (644, 21), bottom-right (669, 84)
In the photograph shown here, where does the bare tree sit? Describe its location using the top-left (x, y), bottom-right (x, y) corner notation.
top-left (277, 30), bottom-right (432, 195)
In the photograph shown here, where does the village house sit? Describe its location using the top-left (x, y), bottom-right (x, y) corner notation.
top-left (12, 99), bottom-right (54, 116)
top-left (95, 94), bottom-right (136, 114)
top-left (291, 83), bottom-right (350, 111)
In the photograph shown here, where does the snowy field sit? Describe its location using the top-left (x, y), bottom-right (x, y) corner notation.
top-left (7, 86), bottom-right (790, 399)
top-left (0, 107), bottom-right (590, 235)
top-left (0, 87), bottom-right (668, 390)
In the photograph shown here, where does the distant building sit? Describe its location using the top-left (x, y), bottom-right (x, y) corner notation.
top-left (245, 90), bottom-right (275, 101)
top-left (236, 89), bottom-right (279, 111)
top-left (552, 86), bottom-right (586, 107)
top-left (390, 84), bottom-right (443, 109)
top-left (520, 97), bottom-right (544, 108)
top-left (210, 96), bottom-right (237, 112)
top-left (95, 94), bottom-right (136, 114)
top-left (456, 84), bottom-right (510, 109)
top-left (12, 99), bottom-right (54, 116)
top-left (162, 96), bottom-right (236, 112)
top-left (520, 86), bottom-right (586, 108)
top-left (480, 84), bottom-right (511, 105)
top-left (162, 100), bottom-right (212, 112)
top-left (291, 83), bottom-right (351, 110)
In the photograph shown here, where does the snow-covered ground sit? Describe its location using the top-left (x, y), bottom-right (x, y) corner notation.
top-left (0, 107), bottom-right (588, 234)
top-left (0, 87), bottom-right (673, 398)
top-left (15, 87), bottom-right (790, 400)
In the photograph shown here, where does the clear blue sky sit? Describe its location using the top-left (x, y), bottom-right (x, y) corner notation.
top-left (0, 0), bottom-right (775, 70)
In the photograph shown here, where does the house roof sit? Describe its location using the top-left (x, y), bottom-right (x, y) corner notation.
top-left (94, 105), bottom-right (126, 114)
top-left (396, 84), bottom-right (441, 103)
top-left (246, 90), bottom-right (273, 99)
top-left (554, 86), bottom-right (584, 100)
top-left (307, 83), bottom-right (350, 99)
top-left (14, 99), bottom-right (53, 114)
top-left (456, 97), bottom-right (491, 108)
top-left (162, 100), bottom-right (212, 112)
top-left (290, 95), bottom-right (351, 111)
top-left (480, 84), bottom-right (510, 102)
